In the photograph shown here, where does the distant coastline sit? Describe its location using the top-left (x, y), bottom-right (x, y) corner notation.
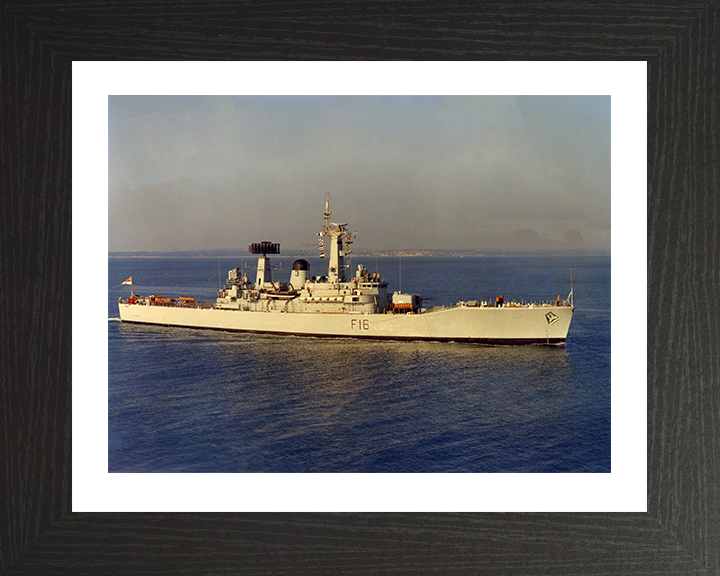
top-left (109, 248), bottom-right (610, 259)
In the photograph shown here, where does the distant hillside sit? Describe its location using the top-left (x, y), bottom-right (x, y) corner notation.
top-left (109, 248), bottom-right (609, 259)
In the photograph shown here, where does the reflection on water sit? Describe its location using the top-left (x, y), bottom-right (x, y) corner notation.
top-left (109, 323), bottom-right (603, 473)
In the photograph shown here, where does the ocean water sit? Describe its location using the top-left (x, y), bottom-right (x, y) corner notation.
top-left (108, 254), bottom-right (610, 473)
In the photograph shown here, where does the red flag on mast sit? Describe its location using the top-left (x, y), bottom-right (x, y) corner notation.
top-left (121, 277), bottom-right (132, 285)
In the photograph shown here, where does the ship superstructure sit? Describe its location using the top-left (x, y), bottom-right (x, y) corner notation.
top-left (213, 196), bottom-right (391, 316)
top-left (119, 196), bottom-right (574, 345)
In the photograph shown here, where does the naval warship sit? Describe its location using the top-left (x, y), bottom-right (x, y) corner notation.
top-left (118, 196), bottom-right (574, 345)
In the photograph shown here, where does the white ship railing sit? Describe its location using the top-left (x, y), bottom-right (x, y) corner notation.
top-left (424, 300), bottom-right (573, 313)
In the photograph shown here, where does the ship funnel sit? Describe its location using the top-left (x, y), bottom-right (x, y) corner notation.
top-left (290, 259), bottom-right (310, 289)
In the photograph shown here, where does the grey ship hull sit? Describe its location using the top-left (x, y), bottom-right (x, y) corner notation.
top-left (119, 301), bottom-right (573, 345)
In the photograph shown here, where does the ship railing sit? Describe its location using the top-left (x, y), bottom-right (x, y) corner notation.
top-left (182, 301), bottom-right (214, 309)
top-left (500, 300), bottom-right (573, 308)
top-left (145, 300), bottom-right (214, 309)
top-left (423, 300), bottom-right (572, 312)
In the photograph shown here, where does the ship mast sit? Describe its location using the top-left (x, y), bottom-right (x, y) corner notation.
top-left (324, 191), bottom-right (331, 229)
top-left (320, 193), bottom-right (350, 284)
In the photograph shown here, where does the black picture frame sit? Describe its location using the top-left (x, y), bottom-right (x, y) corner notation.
top-left (2, 2), bottom-right (718, 574)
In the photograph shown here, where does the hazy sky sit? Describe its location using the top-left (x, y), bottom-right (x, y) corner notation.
top-left (109, 95), bottom-right (610, 252)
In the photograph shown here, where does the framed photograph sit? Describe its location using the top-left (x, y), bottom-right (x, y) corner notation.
top-left (3, 4), bottom-right (717, 574)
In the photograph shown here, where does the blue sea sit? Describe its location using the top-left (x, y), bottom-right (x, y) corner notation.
top-left (108, 254), bottom-right (610, 473)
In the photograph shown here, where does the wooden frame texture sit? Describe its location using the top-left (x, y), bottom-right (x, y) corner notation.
top-left (1, 2), bottom-right (718, 574)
